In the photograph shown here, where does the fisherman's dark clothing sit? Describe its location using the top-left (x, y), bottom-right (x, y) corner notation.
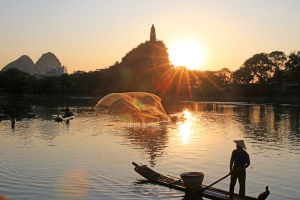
top-left (64, 108), bottom-right (72, 117)
top-left (229, 149), bottom-right (250, 197)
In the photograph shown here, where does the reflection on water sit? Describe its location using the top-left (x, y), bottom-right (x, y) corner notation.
top-left (120, 123), bottom-right (168, 166)
top-left (0, 101), bottom-right (299, 200)
top-left (57, 168), bottom-right (90, 199)
top-left (178, 110), bottom-right (194, 144)
top-left (0, 98), bottom-right (36, 129)
top-left (177, 102), bottom-right (300, 153)
top-left (234, 105), bottom-right (300, 150)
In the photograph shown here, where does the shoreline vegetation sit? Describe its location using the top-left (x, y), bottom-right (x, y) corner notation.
top-left (1, 40), bottom-right (299, 105)
top-left (1, 95), bottom-right (299, 106)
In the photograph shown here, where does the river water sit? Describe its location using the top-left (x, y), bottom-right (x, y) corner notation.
top-left (0, 101), bottom-right (299, 200)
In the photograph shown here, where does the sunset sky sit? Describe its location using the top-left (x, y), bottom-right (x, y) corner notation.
top-left (1, 0), bottom-right (300, 72)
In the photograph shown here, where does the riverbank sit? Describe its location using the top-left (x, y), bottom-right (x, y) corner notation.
top-left (1, 93), bottom-right (300, 107)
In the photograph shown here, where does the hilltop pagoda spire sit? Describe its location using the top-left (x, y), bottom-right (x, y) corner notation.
top-left (150, 24), bottom-right (156, 42)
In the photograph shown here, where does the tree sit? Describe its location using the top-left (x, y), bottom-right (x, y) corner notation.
top-left (244, 53), bottom-right (274, 83)
top-left (269, 51), bottom-right (287, 71)
top-left (215, 68), bottom-right (232, 85)
top-left (285, 51), bottom-right (300, 83)
top-left (268, 51), bottom-right (287, 82)
top-left (0, 68), bottom-right (37, 95)
top-left (233, 53), bottom-right (280, 84)
top-left (232, 65), bottom-right (254, 84)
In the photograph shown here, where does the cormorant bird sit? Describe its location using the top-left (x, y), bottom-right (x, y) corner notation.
top-left (257, 186), bottom-right (270, 200)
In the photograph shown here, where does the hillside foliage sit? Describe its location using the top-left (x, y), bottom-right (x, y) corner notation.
top-left (0, 41), bottom-right (299, 102)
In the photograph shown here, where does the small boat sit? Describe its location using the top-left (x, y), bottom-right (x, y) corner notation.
top-left (132, 162), bottom-right (269, 200)
top-left (54, 114), bottom-right (74, 122)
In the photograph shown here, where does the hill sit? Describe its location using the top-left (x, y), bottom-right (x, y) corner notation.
top-left (1, 52), bottom-right (65, 76)
top-left (107, 40), bottom-right (174, 92)
top-left (35, 52), bottom-right (64, 76)
top-left (1, 55), bottom-right (35, 74)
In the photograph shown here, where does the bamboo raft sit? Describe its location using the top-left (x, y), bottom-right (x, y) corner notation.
top-left (132, 162), bottom-right (269, 200)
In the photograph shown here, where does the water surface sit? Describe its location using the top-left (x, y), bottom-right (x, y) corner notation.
top-left (0, 102), bottom-right (299, 200)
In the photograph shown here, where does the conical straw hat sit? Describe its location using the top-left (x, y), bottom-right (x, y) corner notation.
top-left (234, 140), bottom-right (247, 149)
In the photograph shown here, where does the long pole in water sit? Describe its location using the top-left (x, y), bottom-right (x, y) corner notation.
top-left (201, 173), bottom-right (231, 193)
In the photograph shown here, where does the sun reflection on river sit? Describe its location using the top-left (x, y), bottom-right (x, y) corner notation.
top-left (178, 110), bottom-right (195, 144)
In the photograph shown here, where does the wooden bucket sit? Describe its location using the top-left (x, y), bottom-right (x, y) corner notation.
top-left (180, 172), bottom-right (204, 190)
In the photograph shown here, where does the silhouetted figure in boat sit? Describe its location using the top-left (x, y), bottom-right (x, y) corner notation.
top-left (54, 114), bottom-right (63, 122)
top-left (11, 119), bottom-right (15, 129)
top-left (257, 186), bottom-right (270, 200)
top-left (63, 107), bottom-right (72, 118)
top-left (229, 140), bottom-right (250, 199)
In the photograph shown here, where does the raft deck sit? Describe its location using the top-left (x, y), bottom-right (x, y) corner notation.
top-left (132, 162), bottom-right (265, 200)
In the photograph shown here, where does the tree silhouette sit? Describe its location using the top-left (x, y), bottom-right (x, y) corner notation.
top-left (244, 53), bottom-right (274, 83)
top-left (0, 47), bottom-right (299, 102)
top-left (268, 51), bottom-right (287, 83)
top-left (233, 65), bottom-right (254, 84)
top-left (0, 68), bottom-right (37, 95)
top-left (286, 51), bottom-right (300, 84)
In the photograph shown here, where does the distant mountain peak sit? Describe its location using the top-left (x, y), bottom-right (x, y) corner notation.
top-left (19, 55), bottom-right (32, 60)
top-left (36, 52), bottom-right (61, 66)
top-left (1, 52), bottom-right (65, 76)
top-left (1, 55), bottom-right (35, 73)
top-left (41, 52), bottom-right (58, 59)
top-left (35, 52), bottom-right (63, 75)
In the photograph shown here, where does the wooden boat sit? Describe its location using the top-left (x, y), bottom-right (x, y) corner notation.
top-left (132, 162), bottom-right (269, 200)
top-left (54, 114), bottom-right (74, 122)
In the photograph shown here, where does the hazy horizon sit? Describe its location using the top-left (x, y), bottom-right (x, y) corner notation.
top-left (1, 0), bottom-right (300, 73)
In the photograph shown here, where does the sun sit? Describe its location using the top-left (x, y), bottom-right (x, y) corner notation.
top-left (168, 38), bottom-right (205, 70)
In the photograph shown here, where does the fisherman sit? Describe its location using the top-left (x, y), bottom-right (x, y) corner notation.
top-left (229, 140), bottom-right (250, 199)
top-left (11, 118), bottom-right (16, 129)
top-left (64, 107), bottom-right (72, 117)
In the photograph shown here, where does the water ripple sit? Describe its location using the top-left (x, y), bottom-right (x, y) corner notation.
top-left (0, 102), bottom-right (299, 200)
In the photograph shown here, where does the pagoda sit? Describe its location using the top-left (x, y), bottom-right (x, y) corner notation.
top-left (150, 24), bottom-right (156, 42)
